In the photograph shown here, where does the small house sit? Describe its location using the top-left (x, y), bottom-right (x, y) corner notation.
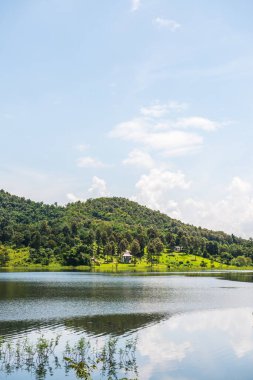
top-left (122, 250), bottom-right (132, 263)
top-left (174, 246), bottom-right (183, 252)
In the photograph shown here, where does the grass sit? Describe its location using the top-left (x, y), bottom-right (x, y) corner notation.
top-left (1, 245), bottom-right (252, 273)
top-left (89, 250), bottom-right (252, 273)
top-left (91, 252), bottom-right (234, 273)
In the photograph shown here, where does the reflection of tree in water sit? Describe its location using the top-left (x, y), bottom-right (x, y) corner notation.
top-left (184, 272), bottom-right (253, 284)
top-left (0, 334), bottom-right (138, 380)
top-left (219, 272), bottom-right (253, 283)
top-left (0, 312), bottom-right (167, 339)
top-left (65, 312), bottom-right (167, 336)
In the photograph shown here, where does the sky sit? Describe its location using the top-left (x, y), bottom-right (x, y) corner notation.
top-left (1, 0), bottom-right (253, 237)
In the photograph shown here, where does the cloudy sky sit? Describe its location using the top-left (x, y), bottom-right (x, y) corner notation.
top-left (1, 0), bottom-right (253, 237)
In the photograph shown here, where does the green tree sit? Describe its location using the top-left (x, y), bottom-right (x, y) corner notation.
top-left (130, 239), bottom-right (141, 264)
top-left (30, 232), bottom-right (41, 250)
top-left (119, 238), bottom-right (129, 253)
top-left (0, 247), bottom-right (9, 266)
top-left (147, 240), bottom-right (156, 266)
top-left (153, 237), bottom-right (164, 256)
top-left (231, 256), bottom-right (251, 267)
top-left (147, 227), bottom-right (159, 240)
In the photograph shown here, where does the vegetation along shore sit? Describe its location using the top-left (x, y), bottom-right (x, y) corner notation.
top-left (0, 190), bottom-right (253, 272)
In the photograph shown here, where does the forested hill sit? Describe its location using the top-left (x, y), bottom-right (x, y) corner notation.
top-left (0, 189), bottom-right (252, 266)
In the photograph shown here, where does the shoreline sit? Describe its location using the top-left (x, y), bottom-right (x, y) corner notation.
top-left (1, 263), bottom-right (253, 273)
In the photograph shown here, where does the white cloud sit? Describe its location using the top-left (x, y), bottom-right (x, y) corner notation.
top-left (109, 102), bottom-right (222, 158)
top-left (66, 193), bottom-right (85, 202)
top-left (76, 156), bottom-right (107, 168)
top-left (109, 118), bottom-right (147, 142)
top-left (123, 149), bottom-right (155, 169)
top-left (140, 101), bottom-right (187, 118)
top-left (133, 174), bottom-right (253, 237)
top-left (88, 176), bottom-right (109, 197)
top-left (66, 176), bottom-right (110, 203)
top-left (179, 176), bottom-right (253, 237)
top-left (153, 17), bottom-right (181, 31)
top-left (131, 0), bottom-right (140, 12)
top-left (109, 101), bottom-right (235, 232)
top-left (131, 170), bottom-right (253, 237)
top-left (133, 168), bottom-right (190, 214)
top-left (145, 130), bottom-right (203, 156)
top-left (176, 116), bottom-right (222, 131)
top-left (110, 118), bottom-right (203, 157)
top-left (229, 176), bottom-right (251, 194)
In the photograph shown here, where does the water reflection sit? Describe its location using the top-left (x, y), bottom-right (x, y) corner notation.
top-left (0, 333), bottom-right (138, 380)
top-left (137, 307), bottom-right (253, 380)
top-left (2, 272), bottom-right (253, 327)
top-left (1, 272), bottom-right (253, 379)
top-left (2, 308), bottom-right (253, 380)
top-left (64, 312), bottom-right (166, 337)
top-left (0, 313), bottom-right (166, 339)
top-left (183, 271), bottom-right (253, 284)
top-left (218, 271), bottom-right (253, 283)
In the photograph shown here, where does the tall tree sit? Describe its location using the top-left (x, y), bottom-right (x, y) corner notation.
top-left (130, 239), bottom-right (141, 261)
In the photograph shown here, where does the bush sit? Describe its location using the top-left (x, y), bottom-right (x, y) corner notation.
top-left (231, 256), bottom-right (252, 267)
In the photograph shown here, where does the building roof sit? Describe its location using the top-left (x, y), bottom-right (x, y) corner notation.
top-left (122, 250), bottom-right (132, 257)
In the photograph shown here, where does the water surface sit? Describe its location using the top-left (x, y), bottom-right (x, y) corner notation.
top-left (1, 271), bottom-right (253, 379)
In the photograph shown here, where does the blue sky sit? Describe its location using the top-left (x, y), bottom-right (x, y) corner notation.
top-left (1, 0), bottom-right (253, 237)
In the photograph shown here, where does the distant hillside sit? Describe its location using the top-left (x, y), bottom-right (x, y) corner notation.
top-left (67, 197), bottom-right (244, 244)
top-left (0, 190), bottom-right (252, 267)
top-left (0, 189), bottom-right (64, 224)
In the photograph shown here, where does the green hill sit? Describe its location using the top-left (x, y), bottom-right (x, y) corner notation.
top-left (0, 189), bottom-right (252, 268)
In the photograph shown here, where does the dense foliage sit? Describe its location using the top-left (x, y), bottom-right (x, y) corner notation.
top-left (0, 189), bottom-right (252, 267)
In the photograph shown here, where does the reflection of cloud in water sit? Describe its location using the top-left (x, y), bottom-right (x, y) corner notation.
top-left (139, 331), bottom-right (191, 363)
top-left (138, 319), bottom-right (192, 378)
top-left (137, 308), bottom-right (253, 379)
top-left (167, 308), bottom-right (253, 358)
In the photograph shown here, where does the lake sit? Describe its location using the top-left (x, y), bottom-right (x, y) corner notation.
top-left (1, 271), bottom-right (253, 379)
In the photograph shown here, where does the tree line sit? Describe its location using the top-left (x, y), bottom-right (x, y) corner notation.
top-left (0, 190), bottom-right (252, 267)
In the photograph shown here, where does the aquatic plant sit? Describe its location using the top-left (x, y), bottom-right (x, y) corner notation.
top-left (64, 336), bottom-right (138, 379)
top-left (0, 334), bottom-right (61, 380)
top-left (0, 334), bottom-right (138, 380)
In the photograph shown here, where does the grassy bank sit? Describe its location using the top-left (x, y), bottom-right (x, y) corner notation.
top-left (91, 252), bottom-right (238, 272)
top-left (1, 250), bottom-right (252, 272)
